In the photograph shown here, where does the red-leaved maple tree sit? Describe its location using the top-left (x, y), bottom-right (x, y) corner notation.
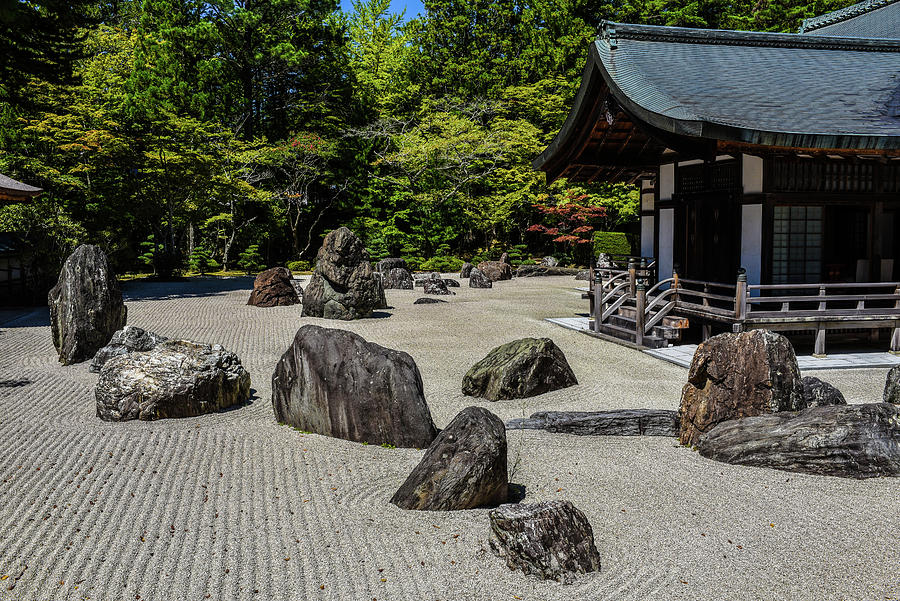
top-left (527, 192), bottom-right (607, 258)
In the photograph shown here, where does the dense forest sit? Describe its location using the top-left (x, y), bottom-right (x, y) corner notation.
top-left (0, 0), bottom-right (856, 287)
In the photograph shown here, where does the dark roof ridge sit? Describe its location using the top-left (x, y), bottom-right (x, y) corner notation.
top-left (800, 0), bottom-right (899, 33)
top-left (0, 173), bottom-right (42, 195)
top-left (601, 20), bottom-right (900, 52)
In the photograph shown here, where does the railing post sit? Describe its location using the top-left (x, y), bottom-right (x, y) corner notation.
top-left (672, 264), bottom-right (680, 306)
top-left (592, 270), bottom-right (604, 333)
top-left (735, 268), bottom-right (747, 321)
top-left (892, 285), bottom-right (900, 354)
top-left (818, 285), bottom-right (826, 312)
top-left (635, 279), bottom-right (646, 346)
top-left (628, 258), bottom-right (637, 297)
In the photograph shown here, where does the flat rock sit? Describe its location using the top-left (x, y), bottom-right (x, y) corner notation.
top-left (247, 266), bottom-right (300, 307)
top-left (469, 267), bottom-right (493, 288)
top-left (515, 265), bottom-right (581, 277)
top-left (460, 263), bottom-right (473, 278)
top-left (463, 337), bottom-right (577, 400)
top-left (506, 409), bottom-right (678, 436)
top-left (883, 366), bottom-right (900, 404)
top-left (802, 376), bottom-right (846, 407)
top-left (489, 500), bottom-right (601, 584)
top-left (302, 227), bottom-right (380, 320)
top-left (272, 325), bottom-right (437, 448)
top-left (384, 267), bottom-right (413, 290)
top-left (90, 325), bottom-right (168, 373)
top-left (678, 330), bottom-right (803, 447)
top-left (443, 278), bottom-right (460, 287)
top-left (696, 403), bottom-right (900, 479)
top-left (390, 406), bottom-right (507, 510)
top-left (477, 261), bottom-right (512, 282)
top-left (49, 245), bottom-right (127, 365)
top-left (575, 270), bottom-right (590, 281)
top-left (414, 297), bottom-right (448, 304)
top-left (96, 340), bottom-right (250, 421)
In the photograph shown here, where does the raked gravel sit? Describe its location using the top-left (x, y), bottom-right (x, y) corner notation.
top-left (0, 275), bottom-right (896, 601)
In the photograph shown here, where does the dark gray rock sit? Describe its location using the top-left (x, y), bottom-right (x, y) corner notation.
top-left (540, 256), bottom-right (558, 267)
top-left (413, 272), bottom-right (442, 287)
top-left (469, 267), bottom-right (493, 288)
top-left (489, 501), bottom-right (602, 584)
top-left (499, 252), bottom-right (510, 264)
top-left (376, 257), bottom-right (408, 274)
top-left (373, 273), bottom-right (389, 310)
top-left (883, 366), bottom-right (900, 404)
top-left (802, 376), bottom-right (846, 407)
top-left (477, 261), bottom-right (512, 282)
top-left (384, 267), bottom-right (413, 290)
top-left (443, 279), bottom-right (460, 287)
top-left (460, 263), bottom-right (473, 278)
top-left (596, 253), bottom-right (614, 268)
top-left (49, 244), bottom-right (127, 365)
top-left (302, 227), bottom-right (380, 320)
top-left (96, 340), bottom-right (250, 421)
top-left (247, 266), bottom-right (300, 307)
top-left (414, 297), bottom-right (448, 304)
top-left (424, 278), bottom-right (454, 295)
top-left (575, 270), bottom-right (591, 281)
top-left (391, 406), bottom-right (507, 510)
top-left (516, 265), bottom-right (581, 277)
top-left (679, 330), bottom-right (803, 447)
top-left (697, 403), bottom-right (900, 479)
top-left (507, 409), bottom-right (678, 437)
top-left (463, 338), bottom-right (577, 401)
top-left (90, 325), bottom-right (168, 373)
top-left (272, 325), bottom-right (437, 448)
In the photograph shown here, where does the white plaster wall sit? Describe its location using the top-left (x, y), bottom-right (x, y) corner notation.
top-left (641, 178), bottom-right (654, 212)
top-left (659, 164), bottom-right (675, 201)
top-left (742, 154), bottom-right (764, 195)
top-left (741, 204), bottom-right (763, 289)
top-left (659, 208), bottom-right (674, 279)
top-left (641, 216), bottom-right (655, 258)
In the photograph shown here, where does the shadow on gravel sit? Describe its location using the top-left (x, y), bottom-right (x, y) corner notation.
top-left (507, 483), bottom-right (527, 503)
top-left (0, 378), bottom-right (31, 388)
top-left (370, 311), bottom-right (393, 319)
top-left (122, 276), bottom-right (254, 301)
top-left (219, 389), bottom-right (258, 413)
top-left (0, 307), bottom-right (50, 329)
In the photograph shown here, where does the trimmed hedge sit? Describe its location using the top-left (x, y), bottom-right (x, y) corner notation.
top-left (593, 231), bottom-right (634, 257)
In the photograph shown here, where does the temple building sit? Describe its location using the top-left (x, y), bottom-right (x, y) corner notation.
top-left (0, 173), bottom-right (42, 305)
top-left (535, 0), bottom-right (900, 288)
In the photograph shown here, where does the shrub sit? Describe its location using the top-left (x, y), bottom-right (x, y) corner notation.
top-left (404, 256), bottom-right (426, 271)
top-left (188, 246), bottom-right (219, 275)
top-left (593, 231), bottom-right (634, 257)
top-left (420, 255), bottom-right (464, 272)
top-left (286, 260), bottom-right (311, 273)
top-left (237, 244), bottom-right (265, 275)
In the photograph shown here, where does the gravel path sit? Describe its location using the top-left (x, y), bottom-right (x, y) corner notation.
top-left (0, 275), bottom-right (896, 600)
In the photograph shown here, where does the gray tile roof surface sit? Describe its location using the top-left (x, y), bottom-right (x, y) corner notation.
top-left (801, 0), bottom-right (900, 38)
top-left (598, 22), bottom-right (900, 144)
top-left (0, 173), bottom-right (41, 195)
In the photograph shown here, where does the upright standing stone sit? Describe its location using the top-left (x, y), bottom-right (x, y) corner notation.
top-left (301, 227), bottom-right (380, 320)
top-left (463, 338), bottom-right (577, 400)
top-left (272, 325), bottom-right (438, 448)
top-left (460, 262), bottom-right (473, 278)
top-left (390, 406), bottom-right (507, 510)
top-left (489, 501), bottom-right (602, 584)
top-left (247, 267), bottom-right (301, 307)
top-left (883, 366), bottom-right (900, 404)
top-left (384, 267), bottom-right (414, 290)
top-left (477, 261), bottom-right (512, 282)
top-left (48, 245), bottom-right (127, 365)
top-left (678, 330), bottom-right (803, 447)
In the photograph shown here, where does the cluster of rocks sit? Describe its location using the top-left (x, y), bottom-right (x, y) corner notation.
top-left (679, 329), bottom-right (900, 479)
top-left (302, 227), bottom-right (383, 320)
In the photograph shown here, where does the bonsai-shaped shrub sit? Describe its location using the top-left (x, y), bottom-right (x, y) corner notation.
top-left (237, 244), bottom-right (265, 275)
top-left (188, 246), bottom-right (219, 275)
top-left (286, 259), bottom-right (311, 272)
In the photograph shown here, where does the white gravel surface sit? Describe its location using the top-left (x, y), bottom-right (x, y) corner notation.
top-left (0, 275), bottom-right (897, 601)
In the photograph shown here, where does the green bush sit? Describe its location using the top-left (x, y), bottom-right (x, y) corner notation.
top-left (420, 255), bottom-right (464, 272)
top-left (286, 260), bottom-right (311, 272)
top-left (237, 244), bottom-right (265, 275)
top-left (593, 231), bottom-right (634, 257)
top-left (188, 246), bottom-right (219, 275)
top-left (404, 256), bottom-right (426, 271)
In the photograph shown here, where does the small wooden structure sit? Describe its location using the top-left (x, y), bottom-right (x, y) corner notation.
top-left (539, 0), bottom-right (900, 354)
top-left (0, 173), bottom-right (42, 306)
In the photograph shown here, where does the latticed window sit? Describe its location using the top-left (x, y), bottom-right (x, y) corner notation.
top-left (772, 206), bottom-right (822, 284)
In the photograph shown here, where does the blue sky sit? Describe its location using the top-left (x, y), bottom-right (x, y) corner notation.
top-left (339, 0), bottom-right (425, 20)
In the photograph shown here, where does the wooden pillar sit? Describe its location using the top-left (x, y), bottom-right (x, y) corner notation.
top-left (592, 271), bottom-right (603, 333)
top-left (635, 280), bottom-right (646, 346)
top-left (891, 285), bottom-right (900, 354)
top-left (628, 258), bottom-right (637, 297)
top-left (814, 324), bottom-right (827, 357)
top-left (735, 269), bottom-right (747, 321)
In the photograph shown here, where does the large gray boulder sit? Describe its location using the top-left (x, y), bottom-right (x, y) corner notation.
top-left (272, 325), bottom-right (438, 448)
top-left (678, 330), bottom-right (803, 447)
top-left (883, 366), bottom-right (900, 404)
top-left (802, 376), bottom-right (846, 407)
top-left (247, 267), bottom-right (300, 307)
top-left (463, 338), bottom-right (577, 401)
top-left (96, 340), bottom-right (250, 421)
top-left (48, 245), bottom-right (127, 365)
top-left (469, 267), bottom-right (493, 288)
top-left (391, 406), bottom-right (507, 510)
top-left (575, 270), bottom-right (591, 281)
top-left (696, 403), bottom-right (900, 479)
top-left (460, 263), bottom-right (473, 278)
top-left (90, 325), bottom-right (168, 373)
top-left (540, 256), bottom-right (558, 267)
top-left (507, 409), bottom-right (678, 437)
top-left (477, 261), bottom-right (512, 282)
top-left (489, 501), bottom-right (602, 584)
top-left (424, 278), bottom-right (454, 295)
top-left (384, 267), bottom-right (413, 290)
top-left (376, 257), bottom-right (407, 273)
top-left (302, 227), bottom-right (380, 320)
